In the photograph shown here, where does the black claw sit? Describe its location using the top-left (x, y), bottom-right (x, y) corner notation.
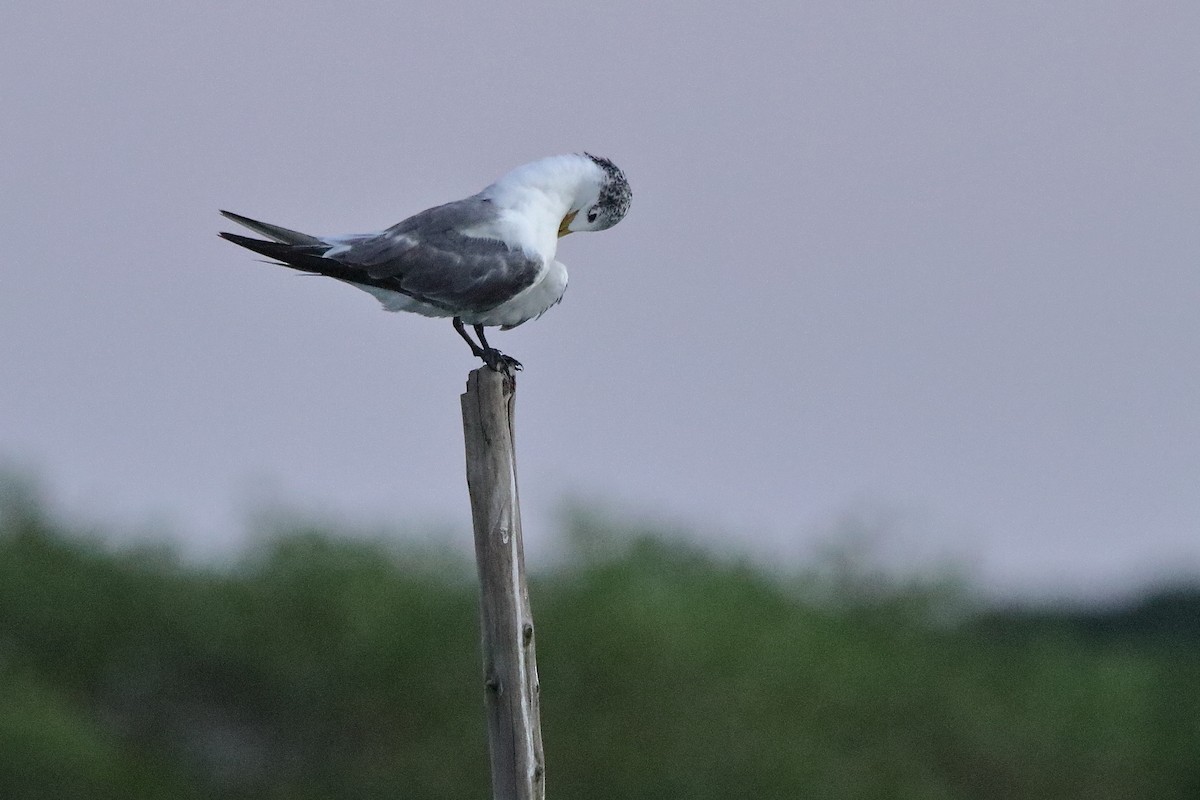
top-left (481, 348), bottom-right (522, 374)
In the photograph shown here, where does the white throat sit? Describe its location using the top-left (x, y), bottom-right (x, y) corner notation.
top-left (477, 154), bottom-right (602, 259)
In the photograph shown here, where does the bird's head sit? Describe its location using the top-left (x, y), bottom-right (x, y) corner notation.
top-left (558, 153), bottom-right (632, 237)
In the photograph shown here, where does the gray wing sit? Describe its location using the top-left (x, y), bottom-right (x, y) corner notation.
top-left (330, 197), bottom-right (543, 314)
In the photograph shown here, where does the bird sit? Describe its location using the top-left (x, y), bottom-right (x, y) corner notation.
top-left (219, 153), bottom-right (631, 373)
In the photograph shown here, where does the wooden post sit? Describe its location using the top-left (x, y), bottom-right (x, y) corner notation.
top-left (461, 367), bottom-right (545, 800)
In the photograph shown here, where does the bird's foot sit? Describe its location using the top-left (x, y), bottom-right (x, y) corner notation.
top-left (481, 348), bottom-right (522, 374)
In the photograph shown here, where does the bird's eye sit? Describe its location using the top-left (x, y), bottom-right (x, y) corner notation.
top-left (587, 207), bottom-right (599, 223)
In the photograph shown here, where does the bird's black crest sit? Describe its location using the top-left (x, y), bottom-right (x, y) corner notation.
top-left (584, 152), bottom-right (632, 223)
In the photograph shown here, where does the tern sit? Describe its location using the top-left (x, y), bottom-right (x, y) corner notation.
top-left (219, 153), bottom-right (631, 372)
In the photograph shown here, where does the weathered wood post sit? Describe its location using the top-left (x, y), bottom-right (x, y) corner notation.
top-left (461, 367), bottom-right (545, 800)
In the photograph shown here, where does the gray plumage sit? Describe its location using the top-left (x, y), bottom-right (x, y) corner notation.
top-left (322, 199), bottom-right (542, 314)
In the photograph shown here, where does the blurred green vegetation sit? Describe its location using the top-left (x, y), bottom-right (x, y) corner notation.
top-left (1, 488), bottom-right (1198, 799)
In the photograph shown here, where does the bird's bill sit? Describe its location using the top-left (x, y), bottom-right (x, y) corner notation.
top-left (558, 210), bottom-right (578, 238)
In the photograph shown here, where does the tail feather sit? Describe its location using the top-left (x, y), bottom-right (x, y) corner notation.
top-left (218, 230), bottom-right (408, 296)
top-left (219, 210), bottom-right (324, 246)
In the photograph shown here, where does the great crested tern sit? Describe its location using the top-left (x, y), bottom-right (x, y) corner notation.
top-left (219, 153), bottom-right (631, 372)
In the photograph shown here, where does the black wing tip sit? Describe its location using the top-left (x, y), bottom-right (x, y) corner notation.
top-left (219, 209), bottom-right (266, 229)
top-left (218, 232), bottom-right (287, 262)
top-left (218, 230), bottom-right (335, 279)
top-left (218, 231), bottom-right (262, 245)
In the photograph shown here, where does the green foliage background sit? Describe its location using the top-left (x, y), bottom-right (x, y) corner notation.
top-left (1, 489), bottom-right (1198, 799)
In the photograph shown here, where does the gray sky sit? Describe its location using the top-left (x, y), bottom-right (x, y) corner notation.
top-left (2, 2), bottom-right (1197, 598)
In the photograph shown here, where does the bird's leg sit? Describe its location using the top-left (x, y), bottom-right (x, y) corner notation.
top-left (452, 318), bottom-right (522, 373)
top-left (474, 323), bottom-right (523, 373)
top-left (453, 317), bottom-right (485, 357)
